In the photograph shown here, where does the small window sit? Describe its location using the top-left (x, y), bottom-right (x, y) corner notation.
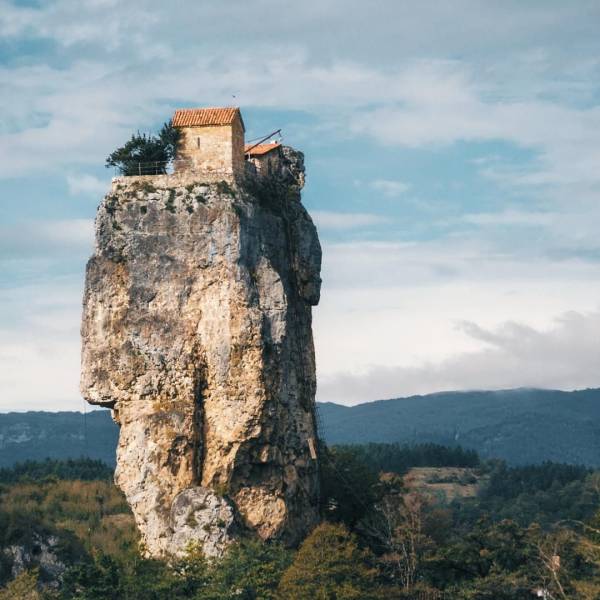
top-left (196, 137), bottom-right (201, 149)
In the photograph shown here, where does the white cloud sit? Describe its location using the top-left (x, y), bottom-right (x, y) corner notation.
top-left (461, 209), bottom-right (557, 227)
top-left (38, 219), bottom-right (94, 247)
top-left (4, 235), bottom-right (600, 411)
top-left (350, 64), bottom-right (600, 187)
top-left (0, 219), bottom-right (94, 259)
top-left (312, 211), bottom-right (390, 230)
top-left (0, 277), bottom-right (84, 411)
top-left (3, 1), bottom-right (598, 68)
top-left (0, 1), bottom-right (598, 190)
top-left (2, 0), bottom-right (600, 411)
top-left (371, 179), bottom-right (410, 197)
top-left (67, 174), bottom-right (110, 197)
top-left (313, 239), bottom-right (600, 404)
top-left (317, 308), bottom-right (600, 405)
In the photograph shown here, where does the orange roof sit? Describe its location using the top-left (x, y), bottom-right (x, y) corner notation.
top-left (172, 107), bottom-right (245, 130)
top-left (245, 142), bottom-right (281, 156)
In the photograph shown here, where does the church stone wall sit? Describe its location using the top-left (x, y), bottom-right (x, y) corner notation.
top-left (175, 118), bottom-right (245, 180)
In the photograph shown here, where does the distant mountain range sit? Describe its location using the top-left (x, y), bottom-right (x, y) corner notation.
top-left (319, 388), bottom-right (600, 466)
top-left (0, 410), bottom-right (118, 468)
top-left (2, 388), bottom-right (600, 468)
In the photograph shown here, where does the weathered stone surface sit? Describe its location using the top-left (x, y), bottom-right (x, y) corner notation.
top-left (5, 534), bottom-right (66, 583)
top-left (170, 488), bottom-right (236, 557)
top-left (80, 148), bottom-right (322, 557)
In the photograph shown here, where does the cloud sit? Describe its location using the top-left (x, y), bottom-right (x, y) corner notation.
top-left (350, 63), bottom-right (600, 187)
top-left (67, 174), bottom-right (110, 197)
top-left (4, 236), bottom-right (600, 411)
top-left (312, 211), bottom-right (390, 230)
top-left (313, 239), bottom-right (600, 404)
top-left (3, 1), bottom-right (599, 68)
top-left (1, 1), bottom-right (599, 190)
top-left (317, 308), bottom-right (600, 405)
top-left (460, 209), bottom-right (557, 227)
top-left (0, 219), bottom-right (94, 259)
top-left (319, 237), bottom-right (600, 293)
top-left (371, 179), bottom-right (410, 198)
top-left (2, 0), bottom-right (600, 411)
top-left (0, 276), bottom-right (84, 411)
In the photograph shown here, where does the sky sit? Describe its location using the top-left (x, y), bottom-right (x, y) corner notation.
top-left (2, 0), bottom-right (600, 410)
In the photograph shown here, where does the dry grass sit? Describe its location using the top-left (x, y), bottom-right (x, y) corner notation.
top-left (0, 479), bottom-right (138, 557)
top-left (403, 467), bottom-right (483, 503)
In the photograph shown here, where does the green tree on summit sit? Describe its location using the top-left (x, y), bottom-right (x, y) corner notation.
top-left (106, 121), bottom-right (181, 176)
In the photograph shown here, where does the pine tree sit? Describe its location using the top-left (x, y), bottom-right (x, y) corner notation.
top-left (106, 121), bottom-right (181, 175)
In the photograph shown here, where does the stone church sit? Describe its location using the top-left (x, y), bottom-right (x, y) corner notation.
top-left (172, 106), bottom-right (283, 180)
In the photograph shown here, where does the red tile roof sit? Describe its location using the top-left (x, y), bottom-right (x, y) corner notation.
top-left (245, 142), bottom-right (281, 156)
top-left (172, 107), bottom-right (244, 130)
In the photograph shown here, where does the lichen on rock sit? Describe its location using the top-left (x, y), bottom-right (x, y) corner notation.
top-left (80, 147), bottom-right (322, 557)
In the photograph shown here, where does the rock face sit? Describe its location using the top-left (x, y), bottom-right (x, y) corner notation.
top-left (5, 534), bottom-right (67, 583)
top-left (80, 148), bottom-right (322, 557)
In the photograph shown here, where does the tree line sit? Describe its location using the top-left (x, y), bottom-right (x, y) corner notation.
top-left (0, 447), bottom-right (599, 598)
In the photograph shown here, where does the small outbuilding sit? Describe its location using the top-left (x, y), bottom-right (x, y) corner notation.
top-left (245, 142), bottom-right (283, 178)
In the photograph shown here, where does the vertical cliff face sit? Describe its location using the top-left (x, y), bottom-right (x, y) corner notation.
top-left (80, 148), bottom-right (321, 557)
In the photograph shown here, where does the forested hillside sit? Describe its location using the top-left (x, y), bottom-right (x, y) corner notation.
top-left (1, 448), bottom-right (599, 598)
top-left (319, 388), bottom-right (600, 465)
top-left (3, 388), bottom-right (600, 468)
top-left (0, 411), bottom-right (118, 467)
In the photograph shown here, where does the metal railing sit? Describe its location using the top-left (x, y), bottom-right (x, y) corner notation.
top-left (110, 158), bottom-right (293, 182)
top-left (111, 158), bottom-right (194, 177)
